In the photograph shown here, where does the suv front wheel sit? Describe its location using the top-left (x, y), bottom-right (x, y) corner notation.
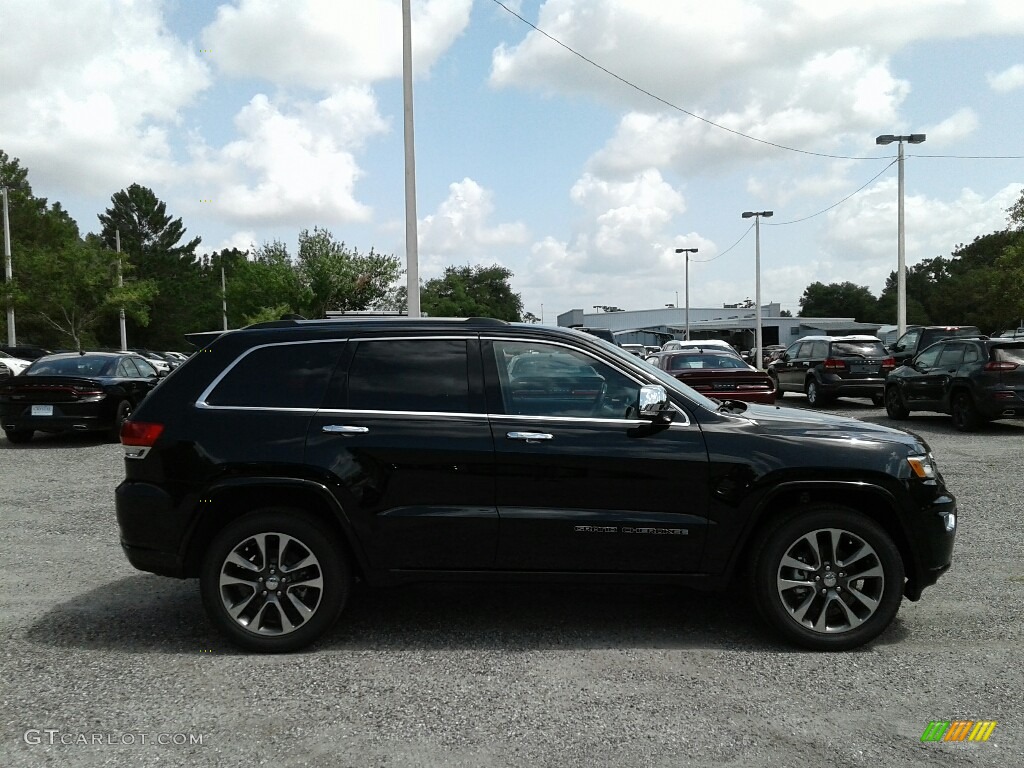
top-left (751, 506), bottom-right (905, 650)
top-left (805, 379), bottom-right (831, 407)
top-left (200, 509), bottom-right (350, 652)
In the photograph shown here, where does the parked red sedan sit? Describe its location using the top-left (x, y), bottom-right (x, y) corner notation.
top-left (650, 349), bottom-right (776, 404)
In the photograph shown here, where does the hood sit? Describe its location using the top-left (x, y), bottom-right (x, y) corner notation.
top-left (731, 402), bottom-right (926, 451)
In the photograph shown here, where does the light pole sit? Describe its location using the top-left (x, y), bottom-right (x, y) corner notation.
top-left (675, 248), bottom-right (698, 341)
top-left (2, 186), bottom-right (15, 346)
top-left (741, 211), bottom-right (773, 369)
top-left (876, 133), bottom-right (925, 339)
top-left (116, 230), bottom-right (127, 351)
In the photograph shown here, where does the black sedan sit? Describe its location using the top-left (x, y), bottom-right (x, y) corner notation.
top-left (0, 352), bottom-right (162, 444)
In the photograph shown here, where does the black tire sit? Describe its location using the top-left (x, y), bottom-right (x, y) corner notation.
top-left (200, 509), bottom-right (350, 653)
top-left (751, 505), bottom-right (905, 651)
top-left (110, 400), bottom-right (132, 442)
top-left (951, 391), bottom-right (984, 432)
top-left (870, 393), bottom-right (884, 407)
top-left (805, 379), bottom-right (830, 407)
top-left (884, 385), bottom-right (909, 420)
top-left (3, 428), bottom-right (33, 444)
top-left (769, 372), bottom-right (783, 398)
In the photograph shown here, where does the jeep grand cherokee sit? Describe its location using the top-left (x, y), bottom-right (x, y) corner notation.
top-left (115, 318), bottom-right (957, 652)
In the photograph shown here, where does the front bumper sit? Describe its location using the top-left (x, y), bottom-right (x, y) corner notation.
top-left (904, 490), bottom-right (957, 601)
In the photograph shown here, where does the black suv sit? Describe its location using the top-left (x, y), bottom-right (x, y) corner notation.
top-left (884, 337), bottom-right (1024, 431)
top-left (115, 318), bottom-right (956, 652)
top-left (768, 335), bottom-right (895, 406)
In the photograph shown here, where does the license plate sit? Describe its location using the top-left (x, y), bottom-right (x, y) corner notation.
top-left (31, 405), bottom-right (54, 416)
top-left (851, 364), bottom-right (876, 374)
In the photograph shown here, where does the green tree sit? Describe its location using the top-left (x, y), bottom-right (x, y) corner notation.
top-left (421, 264), bottom-right (523, 321)
top-left (222, 241), bottom-right (303, 326)
top-left (13, 236), bottom-right (156, 350)
top-left (96, 184), bottom-right (203, 348)
top-left (798, 281), bottom-right (878, 321)
top-left (2, 151), bottom-right (156, 349)
top-left (1008, 187), bottom-right (1024, 231)
top-left (296, 227), bottom-right (402, 318)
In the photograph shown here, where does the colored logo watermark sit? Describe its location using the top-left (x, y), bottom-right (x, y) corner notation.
top-left (921, 720), bottom-right (997, 742)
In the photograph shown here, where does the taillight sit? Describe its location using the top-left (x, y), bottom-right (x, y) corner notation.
top-left (984, 361), bottom-right (1019, 371)
top-left (823, 358), bottom-right (845, 370)
top-left (881, 357), bottom-right (896, 370)
top-left (121, 421), bottom-right (164, 446)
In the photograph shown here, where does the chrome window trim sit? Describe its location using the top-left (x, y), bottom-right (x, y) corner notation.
top-left (196, 338), bottom-right (350, 408)
top-left (192, 333), bottom-right (693, 428)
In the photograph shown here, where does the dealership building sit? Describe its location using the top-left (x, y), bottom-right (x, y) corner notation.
top-left (556, 305), bottom-right (882, 350)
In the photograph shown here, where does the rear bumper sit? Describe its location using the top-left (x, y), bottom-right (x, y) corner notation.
top-left (2, 413), bottom-right (110, 433)
top-left (116, 481), bottom-right (189, 577)
top-left (818, 377), bottom-right (886, 397)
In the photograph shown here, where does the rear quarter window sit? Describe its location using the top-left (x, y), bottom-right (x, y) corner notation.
top-left (204, 341), bottom-right (344, 409)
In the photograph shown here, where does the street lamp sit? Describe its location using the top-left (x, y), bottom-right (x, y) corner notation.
top-left (2, 186), bottom-right (15, 346)
top-left (674, 247), bottom-right (698, 341)
top-left (741, 211), bottom-right (773, 369)
top-left (876, 133), bottom-right (925, 339)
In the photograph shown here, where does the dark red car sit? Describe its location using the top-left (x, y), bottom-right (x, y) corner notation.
top-left (650, 349), bottom-right (776, 404)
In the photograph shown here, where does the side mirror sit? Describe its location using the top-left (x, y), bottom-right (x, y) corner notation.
top-left (638, 384), bottom-right (674, 424)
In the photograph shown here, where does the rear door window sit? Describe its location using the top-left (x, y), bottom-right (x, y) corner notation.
top-left (345, 339), bottom-right (473, 414)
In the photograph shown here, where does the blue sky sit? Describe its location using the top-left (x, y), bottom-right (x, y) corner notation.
top-left (3, 0), bottom-right (1023, 321)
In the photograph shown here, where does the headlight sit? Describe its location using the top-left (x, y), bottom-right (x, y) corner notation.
top-left (907, 453), bottom-right (937, 480)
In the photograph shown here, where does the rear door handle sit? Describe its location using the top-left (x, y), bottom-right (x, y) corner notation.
top-left (506, 431), bottom-right (553, 442)
top-left (322, 425), bottom-right (369, 434)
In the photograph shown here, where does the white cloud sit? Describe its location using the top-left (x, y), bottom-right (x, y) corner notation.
top-left (419, 178), bottom-right (529, 258)
top-left (0, 0), bottom-right (210, 194)
top-left (191, 89), bottom-right (388, 225)
top-left (204, 0), bottom-right (473, 88)
top-left (988, 64), bottom-right (1024, 92)
top-left (925, 108), bottom-right (980, 146)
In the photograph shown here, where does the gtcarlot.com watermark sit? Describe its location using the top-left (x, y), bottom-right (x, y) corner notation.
top-left (24, 729), bottom-right (206, 746)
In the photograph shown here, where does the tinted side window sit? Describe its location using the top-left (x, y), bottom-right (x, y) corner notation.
top-left (915, 344), bottom-right (943, 368)
top-left (118, 358), bottom-right (140, 378)
top-left (134, 357), bottom-right (157, 378)
top-left (810, 341), bottom-right (829, 358)
top-left (493, 340), bottom-right (641, 418)
top-left (347, 339), bottom-right (471, 413)
top-left (937, 343), bottom-right (965, 368)
top-left (206, 342), bottom-right (344, 408)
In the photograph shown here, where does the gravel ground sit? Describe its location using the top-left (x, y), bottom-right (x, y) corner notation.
top-left (1, 400), bottom-right (1021, 767)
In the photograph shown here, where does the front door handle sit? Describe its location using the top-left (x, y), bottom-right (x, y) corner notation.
top-left (506, 431), bottom-right (553, 443)
top-left (322, 425), bottom-right (369, 434)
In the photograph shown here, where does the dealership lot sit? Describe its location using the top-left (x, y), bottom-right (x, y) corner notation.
top-left (1, 399), bottom-right (1021, 767)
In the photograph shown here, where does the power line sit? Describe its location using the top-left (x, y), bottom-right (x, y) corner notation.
top-left (490, 0), bottom-right (1023, 161)
top-left (766, 159), bottom-right (899, 226)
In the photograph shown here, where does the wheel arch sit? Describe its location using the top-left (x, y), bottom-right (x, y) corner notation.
top-left (726, 481), bottom-right (915, 590)
top-left (182, 478), bottom-right (367, 580)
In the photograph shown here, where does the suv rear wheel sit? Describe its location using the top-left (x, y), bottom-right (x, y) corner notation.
top-left (751, 506), bottom-right (904, 651)
top-left (200, 509), bottom-right (350, 652)
top-left (951, 391), bottom-right (984, 432)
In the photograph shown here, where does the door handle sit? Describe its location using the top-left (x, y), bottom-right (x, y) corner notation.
top-left (506, 431), bottom-right (553, 442)
top-left (322, 425), bottom-right (369, 434)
